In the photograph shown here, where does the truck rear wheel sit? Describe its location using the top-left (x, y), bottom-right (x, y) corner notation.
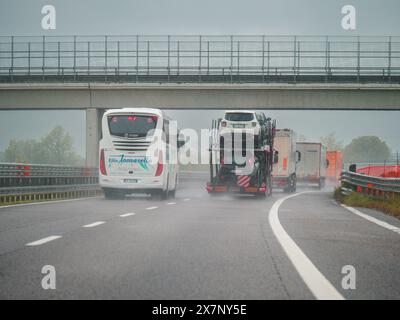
top-left (267, 177), bottom-right (273, 196)
top-left (255, 192), bottom-right (267, 199)
top-left (284, 175), bottom-right (297, 193)
top-left (290, 175), bottom-right (297, 193)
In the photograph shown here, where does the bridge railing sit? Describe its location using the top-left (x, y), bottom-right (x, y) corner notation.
top-left (0, 162), bottom-right (101, 206)
top-left (1, 35), bottom-right (399, 83)
top-left (341, 171), bottom-right (400, 198)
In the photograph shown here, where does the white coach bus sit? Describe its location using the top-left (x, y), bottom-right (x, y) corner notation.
top-left (99, 108), bottom-right (179, 200)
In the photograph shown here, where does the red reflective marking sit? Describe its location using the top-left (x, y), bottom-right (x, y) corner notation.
top-left (237, 175), bottom-right (250, 187)
top-left (283, 158), bottom-right (288, 170)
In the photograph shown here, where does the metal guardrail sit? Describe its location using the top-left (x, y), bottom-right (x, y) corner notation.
top-left (0, 35), bottom-right (400, 83)
top-left (0, 162), bottom-right (98, 188)
top-left (341, 171), bottom-right (400, 196)
top-left (0, 162), bottom-right (97, 177)
top-left (0, 162), bottom-right (101, 205)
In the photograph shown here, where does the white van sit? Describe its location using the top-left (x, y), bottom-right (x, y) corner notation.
top-left (99, 108), bottom-right (179, 200)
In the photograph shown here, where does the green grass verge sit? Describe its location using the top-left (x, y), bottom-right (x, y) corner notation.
top-left (334, 188), bottom-right (400, 219)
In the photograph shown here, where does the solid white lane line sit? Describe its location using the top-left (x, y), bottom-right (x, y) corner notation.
top-left (167, 202), bottom-right (176, 205)
top-left (341, 205), bottom-right (400, 235)
top-left (119, 213), bottom-right (136, 218)
top-left (26, 235), bottom-right (62, 246)
top-left (269, 192), bottom-right (345, 300)
top-left (83, 221), bottom-right (105, 228)
top-left (146, 206), bottom-right (158, 210)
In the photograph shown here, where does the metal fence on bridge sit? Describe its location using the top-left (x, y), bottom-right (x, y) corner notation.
top-left (0, 162), bottom-right (101, 206)
top-left (1, 35), bottom-right (400, 83)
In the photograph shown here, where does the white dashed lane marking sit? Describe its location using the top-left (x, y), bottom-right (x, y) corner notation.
top-left (83, 221), bottom-right (106, 228)
top-left (119, 213), bottom-right (136, 218)
top-left (26, 235), bottom-right (62, 246)
top-left (146, 206), bottom-right (158, 210)
top-left (167, 202), bottom-right (176, 205)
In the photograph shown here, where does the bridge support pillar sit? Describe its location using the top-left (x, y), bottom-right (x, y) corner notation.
top-left (86, 108), bottom-right (103, 167)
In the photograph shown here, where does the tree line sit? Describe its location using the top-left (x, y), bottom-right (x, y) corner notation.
top-left (0, 126), bottom-right (84, 165)
top-left (320, 133), bottom-right (393, 163)
top-left (0, 128), bottom-right (395, 166)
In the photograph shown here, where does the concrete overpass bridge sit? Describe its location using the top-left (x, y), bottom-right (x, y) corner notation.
top-left (1, 35), bottom-right (400, 166)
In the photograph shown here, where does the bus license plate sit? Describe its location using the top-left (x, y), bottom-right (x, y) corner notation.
top-left (123, 179), bottom-right (138, 183)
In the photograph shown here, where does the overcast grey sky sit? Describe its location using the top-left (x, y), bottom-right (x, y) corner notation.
top-left (0, 0), bottom-right (399, 157)
top-left (1, 0), bottom-right (400, 35)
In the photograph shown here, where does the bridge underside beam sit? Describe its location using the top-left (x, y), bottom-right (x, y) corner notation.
top-left (1, 83), bottom-right (400, 110)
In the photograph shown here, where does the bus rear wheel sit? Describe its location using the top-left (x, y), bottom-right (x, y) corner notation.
top-left (151, 189), bottom-right (168, 200)
top-left (104, 189), bottom-right (125, 200)
top-left (169, 175), bottom-right (177, 199)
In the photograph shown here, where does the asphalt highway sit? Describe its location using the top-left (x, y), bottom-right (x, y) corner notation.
top-left (0, 173), bottom-right (399, 299)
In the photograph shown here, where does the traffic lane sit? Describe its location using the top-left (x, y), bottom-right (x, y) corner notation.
top-left (0, 193), bottom-right (312, 299)
top-left (0, 174), bottom-right (203, 235)
top-left (0, 195), bottom-right (197, 299)
top-left (0, 169), bottom-right (204, 234)
top-left (0, 193), bottom-right (192, 256)
top-left (279, 192), bottom-right (400, 299)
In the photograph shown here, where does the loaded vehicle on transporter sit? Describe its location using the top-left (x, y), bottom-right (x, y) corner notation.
top-left (99, 108), bottom-right (180, 200)
top-left (206, 111), bottom-right (278, 198)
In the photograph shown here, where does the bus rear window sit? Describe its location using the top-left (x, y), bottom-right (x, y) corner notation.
top-left (108, 115), bottom-right (158, 138)
top-left (225, 113), bottom-right (254, 121)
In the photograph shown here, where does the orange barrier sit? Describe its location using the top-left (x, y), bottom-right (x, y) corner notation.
top-left (327, 151), bottom-right (343, 183)
top-left (357, 165), bottom-right (400, 178)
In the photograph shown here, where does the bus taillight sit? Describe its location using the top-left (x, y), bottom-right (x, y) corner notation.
top-left (100, 149), bottom-right (107, 176)
top-left (155, 151), bottom-right (164, 176)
